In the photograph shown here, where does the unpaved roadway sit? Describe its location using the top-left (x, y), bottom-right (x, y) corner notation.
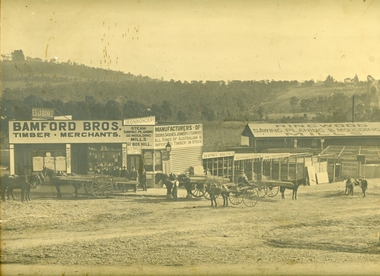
top-left (1, 181), bottom-right (380, 276)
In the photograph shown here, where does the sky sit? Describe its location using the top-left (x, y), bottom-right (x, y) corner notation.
top-left (1, 0), bottom-right (380, 82)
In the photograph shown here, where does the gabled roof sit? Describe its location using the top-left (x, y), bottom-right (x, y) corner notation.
top-left (244, 122), bottom-right (380, 138)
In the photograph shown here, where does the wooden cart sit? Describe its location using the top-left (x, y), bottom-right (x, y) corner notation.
top-left (54, 175), bottom-right (139, 198)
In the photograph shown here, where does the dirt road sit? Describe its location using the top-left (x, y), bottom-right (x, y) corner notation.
top-left (1, 182), bottom-right (380, 275)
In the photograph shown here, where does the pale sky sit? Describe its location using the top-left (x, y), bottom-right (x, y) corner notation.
top-left (1, 0), bottom-right (380, 82)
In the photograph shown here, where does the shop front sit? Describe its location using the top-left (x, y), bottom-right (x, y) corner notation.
top-left (8, 119), bottom-right (203, 188)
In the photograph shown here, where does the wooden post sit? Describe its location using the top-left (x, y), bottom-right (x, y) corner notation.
top-left (287, 157), bottom-right (290, 180)
top-left (260, 158), bottom-right (264, 181)
top-left (231, 157), bottom-right (235, 183)
top-left (295, 156), bottom-right (298, 185)
top-left (278, 158), bottom-right (281, 180)
top-left (66, 144), bottom-right (71, 174)
top-left (9, 144), bottom-right (15, 175)
top-left (333, 154), bottom-right (336, 182)
top-left (252, 159), bottom-right (254, 181)
top-left (270, 159), bottom-right (273, 180)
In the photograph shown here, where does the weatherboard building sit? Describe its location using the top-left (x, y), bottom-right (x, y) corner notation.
top-left (8, 116), bottom-right (203, 188)
top-left (241, 122), bottom-right (380, 154)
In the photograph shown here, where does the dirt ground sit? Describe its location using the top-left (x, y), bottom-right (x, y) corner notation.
top-left (1, 181), bottom-right (380, 276)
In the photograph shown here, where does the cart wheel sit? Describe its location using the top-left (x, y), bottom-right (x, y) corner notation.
top-left (265, 183), bottom-right (279, 197)
top-left (256, 183), bottom-right (267, 198)
top-left (242, 188), bottom-right (259, 207)
top-left (84, 182), bottom-right (92, 195)
top-left (229, 190), bottom-right (243, 205)
top-left (190, 183), bottom-right (205, 197)
top-left (92, 177), bottom-right (113, 198)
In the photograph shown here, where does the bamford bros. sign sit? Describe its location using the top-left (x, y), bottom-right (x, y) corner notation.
top-left (9, 120), bottom-right (203, 148)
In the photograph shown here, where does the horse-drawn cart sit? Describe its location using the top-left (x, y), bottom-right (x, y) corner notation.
top-left (188, 175), bottom-right (231, 198)
top-left (53, 175), bottom-right (139, 198)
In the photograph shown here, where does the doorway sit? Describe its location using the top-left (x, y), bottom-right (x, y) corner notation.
top-left (127, 155), bottom-right (141, 172)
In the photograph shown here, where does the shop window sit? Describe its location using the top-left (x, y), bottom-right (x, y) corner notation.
top-left (87, 144), bottom-right (121, 172)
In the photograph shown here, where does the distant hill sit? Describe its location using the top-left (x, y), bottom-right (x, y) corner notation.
top-left (0, 55), bottom-right (376, 125)
top-left (1, 59), bottom-right (161, 90)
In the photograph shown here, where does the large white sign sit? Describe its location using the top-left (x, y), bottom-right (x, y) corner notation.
top-left (9, 121), bottom-right (203, 150)
top-left (154, 124), bottom-right (203, 148)
top-left (123, 125), bottom-right (154, 148)
top-left (247, 122), bottom-right (380, 137)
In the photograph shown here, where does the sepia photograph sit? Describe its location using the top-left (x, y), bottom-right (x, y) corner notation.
top-left (1, 0), bottom-right (380, 275)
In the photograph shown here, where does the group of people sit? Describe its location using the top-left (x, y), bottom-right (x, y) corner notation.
top-left (94, 166), bottom-right (147, 191)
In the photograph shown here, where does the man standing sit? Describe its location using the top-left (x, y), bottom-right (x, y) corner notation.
top-left (130, 166), bottom-right (138, 192)
top-left (139, 169), bottom-right (147, 191)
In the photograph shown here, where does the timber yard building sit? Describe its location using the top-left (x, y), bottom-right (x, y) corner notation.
top-left (8, 117), bottom-right (203, 187)
top-left (7, 118), bottom-right (380, 187)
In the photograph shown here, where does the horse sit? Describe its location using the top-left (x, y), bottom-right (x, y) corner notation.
top-left (345, 177), bottom-right (355, 196)
top-left (205, 181), bottom-right (230, 207)
top-left (175, 173), bottom-right (193, 199)
top-left (345, 177), bottom-right (368, 197)
top-left (280, 178), bottom-right (307, 200)
top-left (1, 172), bottom-right (44, 202)
top-left (155, 173), bottom-right (179, 199)
top-left (43, 167), bottom-right (82, 198)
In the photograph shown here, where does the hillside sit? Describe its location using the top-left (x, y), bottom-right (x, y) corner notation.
top-left (0, 55), bottom-right (376, 126)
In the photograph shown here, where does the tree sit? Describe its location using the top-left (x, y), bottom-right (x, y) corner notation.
top-left (150, 104), bottom-right (164, 121)
top-left (177, 110), bottom-right (187, 122)
top-left (353, 74), bottom-right (359, 84)
top-left (11, 50), bottom-right (25, 62)
top-left (201, 107), bottom-right (215, 121)
top-left (324, 75), bottom-right (335, 87)
top-left (160, 100), bottom-right (172, 120)
top-left (289, 96), bottom-right (299, 114)
top-left (256, 104), bottom-right (265, 120)
top-left (105, 100), bottom-right (122, 120)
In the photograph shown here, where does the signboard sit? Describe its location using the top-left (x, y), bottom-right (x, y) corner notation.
top-left (123, 116), bottom-right (155, 125)
top-left (202, 151), bottom-right (235, 159)
top-left (32, 108), bottom-right (54, 119)
top-left (32, 156), bottom-right (44, 171)
top-left (54, 115), bottom-right (72, 120)
top-left (44, 157), bottom-right (55, 170)
top-left (247, 122), bottom-right (380, 137)
top-left (316, 172), bottom-right (329, 184)
top-left (154, 124), bottom-right (203, 148)
top-left (127, 146), bottom-right (142, 155)
top-left (341, 160), bottom-right (360, 177)
top-left (9, 120), bottom-right (153, 145)
top-left (306, 166), bottom-right (317, 185)
top-left (55, 156), bottom-right (66, 171)
top-left (9, 121), bottom-right (204, 150)
top-left (123, 125), bottom-right (154, 148)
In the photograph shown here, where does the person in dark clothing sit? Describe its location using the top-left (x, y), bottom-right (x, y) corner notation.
top-left (130, 166), bottom-right (138, 192)
top-left (139, 169), bottom-right (147, 191)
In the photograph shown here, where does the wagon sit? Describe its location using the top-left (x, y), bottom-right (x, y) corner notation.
top-left (187, 175), bottom-right (231, 198)
top-left (227, 183), bottom-right (259, 207)
top-left (237, 179), bottom-right (299, 198)
top-left (54, 175), bottom-right (139, 198)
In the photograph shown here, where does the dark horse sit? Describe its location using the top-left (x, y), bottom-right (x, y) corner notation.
top-left (1, 173), bottom-right (44, 202)
top-left (155, 173), bottom-right (179, 199)
top-left (155, 173), bottom-right (193, 200)
top-left (43, 167), bottom-right (82, 198)
top-left (205, 181), bottom-right (230, 207)
top-left (345, 177), bottom-right (368, 197)
top-left (280, 178), bottom-right (307, 200)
